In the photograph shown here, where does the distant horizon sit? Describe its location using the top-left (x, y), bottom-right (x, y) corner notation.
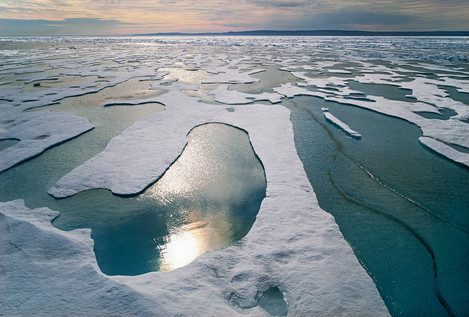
top-left (2, 29), bottom-right (469, 38)
top-left (134, 29), bottom-right (469, 37)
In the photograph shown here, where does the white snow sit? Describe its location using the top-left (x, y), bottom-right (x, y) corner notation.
top-left (353, 74), bottom-right (469, 121)
top-left (326, 69), bottom-right (353, 74)
top-left (274, 70), bottom-right (469, 165)
top-left (0, 200), bottom-right (186, 316)
top-left (273, 83), bottom-right (323, 99)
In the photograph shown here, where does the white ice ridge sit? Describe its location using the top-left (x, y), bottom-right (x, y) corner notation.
top-left (0, 108), bottom-right (93, 172)
top-left (47, 89), bottom-right (388, 315)
top-left (323, 110), bottom-right (362, 139)
top-left (419, 137), bottom-right (469, 168)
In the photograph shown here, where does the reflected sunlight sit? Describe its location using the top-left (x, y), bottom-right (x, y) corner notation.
top-left (137, 123), bottom-right (265, 273)
top-left (159, 221), bottom-right (210, 272)
top-left (142, 129), bottom-right (224, 202)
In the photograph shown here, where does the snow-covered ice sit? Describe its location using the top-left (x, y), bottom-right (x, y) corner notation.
top-left (0, 108), bottom-right (93, 172)
top-left (323, 110), bottom-right (362, 139)
top-left (274, 71), bottom-right (469, 166)
top-left (419, 136), bottom-right (469, 167)
top-left (0, 200), bottom-right (171, 316)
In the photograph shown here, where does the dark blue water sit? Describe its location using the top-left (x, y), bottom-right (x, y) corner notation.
top-left (286, 96), bottom-right (469, 316)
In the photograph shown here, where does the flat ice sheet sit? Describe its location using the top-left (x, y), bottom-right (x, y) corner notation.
top-left (3, 36), bottom-right (469, 316)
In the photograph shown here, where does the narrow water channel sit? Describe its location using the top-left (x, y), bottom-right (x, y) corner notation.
top-left (286, 95), bottom-right (469, 316)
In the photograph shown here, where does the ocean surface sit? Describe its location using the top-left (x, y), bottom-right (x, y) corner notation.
top-left (1, 35), bottom-right (468, 316)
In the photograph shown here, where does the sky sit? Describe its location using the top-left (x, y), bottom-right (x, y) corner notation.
top-left (0, 0), bottom-right (468, 35)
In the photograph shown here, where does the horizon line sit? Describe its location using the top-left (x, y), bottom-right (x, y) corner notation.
top-left (135, 29), bottom-right (469, 36)
top-left (2, 29), bottom-right (469, 37)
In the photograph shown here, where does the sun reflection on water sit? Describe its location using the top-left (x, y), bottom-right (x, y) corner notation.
top-left (158, 221), bottom-right (210, 272)
top-left (135, 123), bottom-right (266, 273)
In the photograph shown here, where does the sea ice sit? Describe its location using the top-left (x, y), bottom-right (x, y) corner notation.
top-left (47, 85), bottom-right (388, 315)
top-left (3, 36), bottom-right (467, 315)
top-left (419, 136), bottom-right (469, 168)
top-left (210, 84), bottom-right (283, 104)
top-left (0, 109), bottom-right (93, 172)
top-left (273, 83), bottom-right (324, 98)
top-left (0, 200), bottom-right (171, 316)
top-left (202, 59), bottom-right (264, 84)
top-left (323, 110), bottom-right (362, 139)
top-left (275, 69), bottom-right (469, 166)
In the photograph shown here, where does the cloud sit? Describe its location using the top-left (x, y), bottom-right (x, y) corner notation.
top-left (0, 18), bottom-right (135, 35)
top-left (218, 1), bottom-right (468, 32)
top-left (249, 0), bottom-right (312, 8)
top-left (320, 8), bottom-right (422, 28)
top-left (0, 0), bottom-right (468, 34)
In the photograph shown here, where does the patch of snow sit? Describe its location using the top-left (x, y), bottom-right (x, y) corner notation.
top-left (438, 76), bottom-right (469, 94)
top-left (326, 69), bottom-right (353, 74)
top-left (0, 200), bottom-right (185, 316)
top-left (291, 71), bottom-right (348, 88)
top-left (273, 83), bottom-right (324, 99)
top-left (354, 75), bottom-right (469, 120)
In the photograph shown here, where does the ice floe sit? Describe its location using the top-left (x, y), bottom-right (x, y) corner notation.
top-left (323, 109), bottom-right (362, 139)
top-left (0, 109), bottom-right (93, 172)
top-left (419, 137), bottom-right (469, 168)
top-left (0, 200), bottom-right (172, 316)
top-left (202, 59), bottom-right (264, 84)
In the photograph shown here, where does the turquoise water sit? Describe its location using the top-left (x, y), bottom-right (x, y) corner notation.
top-left (286, 96), bottom-right (469, 316)
top-left (0, 139), bottom-right (19, 151)
top-left (347, 81), bottom-right (417, 103)
top-left (257, 286), bottom-right (288, 317)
